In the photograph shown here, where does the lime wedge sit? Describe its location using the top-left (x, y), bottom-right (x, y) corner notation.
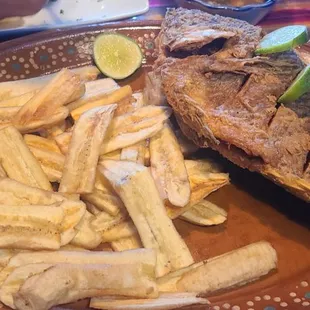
top-left (255, 25), bottom-right (309, 55)
top-left (278, 65), bottom-right (310, 103)
top-left (93, 33), bottom-right (143, 80)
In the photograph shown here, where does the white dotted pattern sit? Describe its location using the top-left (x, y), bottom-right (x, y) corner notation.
top-left (263, 295), bottom-right (271, 300)
top-left (280, 302), bottom-right (288, 307)
top-left (222, 303), bottom-right (230, 309)
top-left (247, 301), bottom-right (254, 306)
top-left (254, 296), bottom-right (261, 301)
top-left (232, 306), bottom-right (240, 310)
top-left (274, 297), bottom-right (281, 302)
top-left (294, 298), bottom-right (301, 303)
top-left (290, 292), bottom-right (297, 297)
top-left (301, 281), bottom-right (309, 287)
top-left (302, 301), bottom-right (310, 306)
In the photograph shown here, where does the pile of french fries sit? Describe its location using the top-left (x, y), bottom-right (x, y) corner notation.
top-left (0, 66), bottom-right (278, 310)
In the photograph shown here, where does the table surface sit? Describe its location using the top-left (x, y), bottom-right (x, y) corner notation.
top-left (145, 0), bottom-right (310, 30)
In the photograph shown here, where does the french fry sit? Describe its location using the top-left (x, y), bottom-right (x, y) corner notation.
top-left (101, 221), bottom-right (138, 243)
top-left (150, 123), bottom-right (191, 207)
top-left (176, 241), bottom-right (277, 295)
top-left (13, 69), bottom-right (84, 132)
top-left (101, 106), bottom-right (172, 154)
top-left (90, 293), bottom-right (209, 310)
top-left (54, 131), bottom-right (72, 155)
top-left (100, 160), bottom-right (194, 277)
top-left (28, 146), bottom-right (65, 182)
top-left (0, 203), bottom-right (63, 250)
top-left (71, 85), bottom-right (132, 120)
top-left (0, 126), bottom-right (52, 190)
top-left (180, 200), bottom-right (227, 226)
top-left (166, 160), bottom-right (229, 219)
top-left (70, 211), bottom-right (103, 249)
top-left (0, 106), bottom-right (19, 128)
top-left (24, 134), bottom-right (61, 153)
top-left (111, 236), bottom-right (143, 252)
top-left (59, 105), bottom-right (116, 194)
top-left (0, 249), bottom-right (157, 309)
top-left (67, 78), bottom-right (120, 111)
top-left (0, 66), bottom-right (98, 99)
top-left (14, 262), bottom-right (158, 310)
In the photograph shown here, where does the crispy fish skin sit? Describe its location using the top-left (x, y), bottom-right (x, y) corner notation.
top-left (59, 105), bottom-right (116, 194)
top-left (150, 123), bottom-right (191, 207)
top-left (0, 126), bottom-right (52, 190)
top-left (176, 241), bottom-right (277, 294)
top-left (28, 146), bottom-right (65, 183)
top-left (14, 262), bottom-right (158, 310)
top-left (100, 160), bottom-right (194, 277)
top-left (13, 69), bottom-right (84, 132)
top-left (101, 106), bottom-right (172, 155)
top-left (71, 85), bottom-right (132, 120)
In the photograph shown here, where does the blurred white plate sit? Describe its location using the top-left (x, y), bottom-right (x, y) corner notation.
top-left (0, 0), bottom-right (149, 36)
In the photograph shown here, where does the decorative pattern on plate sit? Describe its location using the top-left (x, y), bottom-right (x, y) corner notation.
top-left (0, 23), bottom-right (160, 81)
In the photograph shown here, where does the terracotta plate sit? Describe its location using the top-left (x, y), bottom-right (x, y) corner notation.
top-left (0, 22), bottom-right (309, 310)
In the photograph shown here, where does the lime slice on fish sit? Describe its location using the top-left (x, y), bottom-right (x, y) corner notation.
top-left (93, 33), bottom-right (143, 80)
top-left (255, 25), bottom-right (309, 55)
top-left (278, 65), bottom-right (310, 103)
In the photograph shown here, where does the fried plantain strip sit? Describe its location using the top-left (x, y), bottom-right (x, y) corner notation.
top-left (59, 105), bottom-right (116, 194)
top-left (13, 69), bottom-right (84, 132)
top-left (150, 123), bottom-right (190, 207)
top-left (180, 200), bottom-right (227, 226)
top-left (0, 126), bottom-right (52, 190)
top-left (100, 160), bottom-right (194, 277)
top-left (71, 85), bottom-right (132, 120)
top-left (67, 78), bottom-right (120, 111)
